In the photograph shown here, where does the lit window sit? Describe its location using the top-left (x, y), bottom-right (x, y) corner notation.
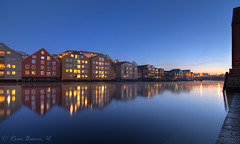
top-left (32, 71), bottom-right (36, 75)
top-left (95, 71), bottom-right (98, 74)
top-left (41, 51), bottom-right (44, 55)
top-left (52, 61), bottom-right (56, 65)
top-left (85, 61), bottom-right (88, 64)
top-left (66, 69), bottom-right (69, 72)
top-left (96, 61), bottom-right (98, 64)
top-left (7, 51), bottom-right (11, 54)
top-left (82, 70), bottom-right (84, 73)
top-left (77, 65), bottom-right (80, 69)
top-left (82, 75), bottom-right (85, 78)
top-left (12, 65), bottom-right (15, 68)
top-left (0, 51), bottom-right (5, 56)
top-left (41, 66), bottom-right (44, 70)
top-left (47, 72), bottom-right (51, 76)
top-left (77, 74), bottom-right (81, 78)
top-left (47, 56), bottom-right (51, 60)
top-left (12, 71), bottom-right (15, 75)
top-left (7, 71), bottom-right (10, 75)
top-left (25, 70), bottom-right (29, 75)
top-left (41, 56), bottom-right (44, 59)
top-left (78, 70), bottom-right (80, 73)
top-left (69, 69), bottom-right (72, 72)
top-left (32, 55), bottom-right (36, 58)
top-left (41, 71), bottom-right (44, 75)
top-left (32, 60), bottom-right (36, 64)
top-left (82, 65), bottom-right (84, 68)
top-left (32, 65), bottom-right (36, 69)
top-left (41, 60), bottom-right (44, 64)
top-left (71, 54), bottom-right (74, 57)
top-left (82, 60), bottom-right (84, 63)
top-left (78, 60), bottom-right (81, 64)
top-left (7, 64), bottom-right (11, 68)
top-left (85, 75), bottom-right (88, 78)
top-left (74, 70), bottom-right (77, 74)
top-left (75, 55), bottom-right (78, 59)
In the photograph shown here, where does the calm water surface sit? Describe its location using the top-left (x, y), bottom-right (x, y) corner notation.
top-left (0, 81), bottom-right (227, 144)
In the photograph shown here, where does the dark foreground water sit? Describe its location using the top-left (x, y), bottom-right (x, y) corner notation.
top-left (0, 81), bottom-right (227, 144)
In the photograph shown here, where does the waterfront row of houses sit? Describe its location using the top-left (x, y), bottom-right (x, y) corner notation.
top-left (0, 42), bottom-right (194, 81)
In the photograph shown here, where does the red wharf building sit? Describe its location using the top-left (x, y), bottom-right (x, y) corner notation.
top-left (22, 48), bottom-right (60, 81)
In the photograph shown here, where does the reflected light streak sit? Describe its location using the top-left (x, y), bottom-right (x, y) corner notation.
top-left (200, 83), bottom-right (203, 97)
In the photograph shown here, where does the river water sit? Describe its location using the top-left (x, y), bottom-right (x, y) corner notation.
top-left (0, 81), bottom-right (227, 144)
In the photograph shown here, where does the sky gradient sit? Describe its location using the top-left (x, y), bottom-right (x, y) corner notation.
top-left (1, 0), bottom-right (240, 74)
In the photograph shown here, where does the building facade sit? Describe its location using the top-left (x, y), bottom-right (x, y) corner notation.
top-left (90, 54), bottom-right (114, 80)
top-left (22, 48), bottom-right (60, 81)
top-left (0, 43), bottom-right (22, 81)
top-left (112, 61), bottom-right (138, 81)
top-left (138, 65), bottom-right (157, 80)
top-left (61, 51), bottom-right (91, 81)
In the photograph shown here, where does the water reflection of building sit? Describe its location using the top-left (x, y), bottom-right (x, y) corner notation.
top-left (137, 82), bottom-right (193, 98)
top-left (113, 83), bottom-right (138, 101)
top-left (21, 86), bottom-right (61, 115)
top-left (61, 83), bottom-right (115, 116)
top-left (0, 85), bottom-right (21, 122)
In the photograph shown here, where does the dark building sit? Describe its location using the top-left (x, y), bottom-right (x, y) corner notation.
top-left (225, 7), bottom-right (240, 89)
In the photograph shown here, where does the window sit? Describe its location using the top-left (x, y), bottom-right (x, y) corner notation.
top-left (66, 59), bottom-right (69, 62)
top-left (71, 54), bottom-right (74, 57)
top-left (47, 62), bottom-right (51, 66)
top-left (85, 75), bottom-right (88, 78)
top-left (81, 56), bottom-right (83, 58)
top-left (82, 65), bottom-right (84, 68)
top-left (52, 66), bottom-right (56, 70)
top-left (7, 64), bottom-right (11, 68)
top-left (47, 56), bottom-right (51, 60)
top-left (85, 61), bottom-right (88, 64)
top-left (32, 65), bottom-right (36, 69)
top-left (85, 65), bottom-right (88, 68)
top-left (25, 90), bottom-right (29, 95)
top-left (78, 70), bottom-right (80, 73)
top-left (41, 71), bottom-right (44, 75)
top-left (70, 64), bottom-right (72, 67)
top-left (82, 70), bottom-right (84, 73)
top-left (47, 67), bottom-right (50, 71)
top-left (77, 74), bottom-right (81, 78)
top-left (75, 55), bottom-right (78, 59)
top-left (12, 71), bottom-right (15, 75)
top-left (66, 64), bottom-right (69, 67)
top-left (47, 72), bottom-right (51, 76)
top-left (32, 55), bottom-right (36, 58)
top-left (85, 70), bottom-right (88, 73)
top-left (7, 58), bottom-right (10, 62)
top-left (74, 70), bottom-right (77, 74)
top-left (12, 65), bottom-right (15, 68)
top-left (41, 56), bottom-right (44, 59)
top-left (70, 59), bottom-right (72, 62)
top-left (66, 69), bottom-right (69, 72)
top-left (41, 51), bottom-right (44, 55)
top-left (52, 72), bottom-right (56, 75)
top-left (77, 65), bottom-right (80, 69)
top-left (93, 61), bottom-right (95, 64)
top-left (32, 71), bottom-right (36, 75)
top-left (12, 58), bottom-right (16, 62)
top-left (0, 71), bottom-right (4, 76)
top-left (41, 60), bottom-right (44, 64)
top-left (69, 69), bottom-right (72, 72)
top-left (25, 70), bottom-right (29, 75)
top-left (0, 51), bottom-right (4, 56)
top-left (7, 51), bottom-right (11, 54)
top-left (78, 60), bottom-right (81, 64)
top-left (41, 66), bottom-right (44, 70)
top-left (52, 61), bottom-right (56, 65)
top-left (82, 75), bottom-right (85, 78)
top-left (40, 89), bottom-right (44, 94)
top-left (32, 60), bottom-right (36, 64)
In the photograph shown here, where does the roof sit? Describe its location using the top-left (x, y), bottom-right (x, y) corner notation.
top-left (113, 61), bottom-right (136, 67)
top-left (0, 42), bottom-right (23, 56)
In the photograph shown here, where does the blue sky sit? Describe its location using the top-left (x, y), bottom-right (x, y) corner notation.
top-left (1, 0), bottom-right (239, 74)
